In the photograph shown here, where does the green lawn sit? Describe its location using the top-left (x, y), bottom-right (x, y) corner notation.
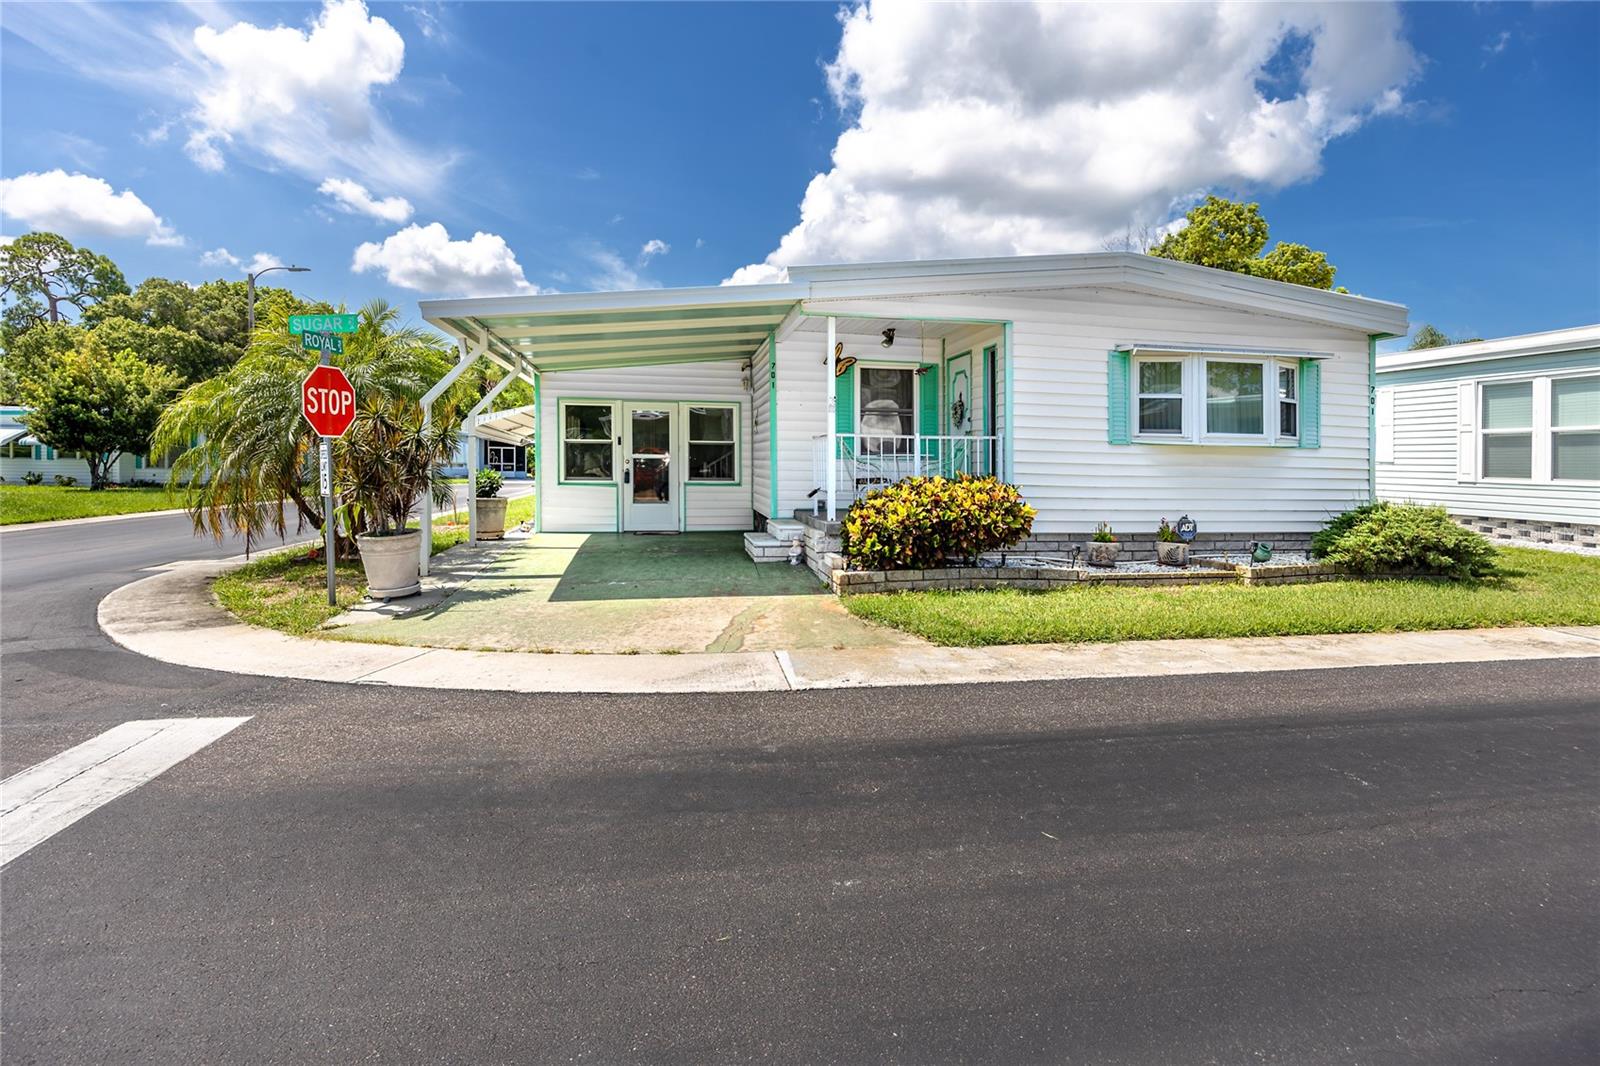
top-left (844, 547), bottom-right (1600, 646)
top-left (216, 494), bottom-right (536, 634)
top-left (0, 484), bottom-right (179, 525)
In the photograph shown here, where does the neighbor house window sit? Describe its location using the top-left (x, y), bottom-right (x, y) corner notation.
top-left (1278, 365), bottom-right (1299, 438)
top-left (562, 403), bottom-right (614, 481)
top-left (1, 442), bottom-right (29, 459)
top-left (1205, 361), bottom-right (1265, 436)
top-left (1480, 381), bottom-right (1533, 479)
top-left (1551, 375), bottom-right (1600, 481)
top-left (1136, 359), bottom-right (1183, 435)
top-left (686, 405), bottom-right (737, 481)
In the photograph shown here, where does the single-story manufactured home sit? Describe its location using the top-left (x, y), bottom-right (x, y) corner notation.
top-left (0, 406), bottom-right (180, 485)
top-left (1376, 324), bottom-right (1600, 550)
top-left (416, 252), bottom-right (1409, 574)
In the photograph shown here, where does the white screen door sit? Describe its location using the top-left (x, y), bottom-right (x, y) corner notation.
top-left (623, 405), bottom-right (676, 531)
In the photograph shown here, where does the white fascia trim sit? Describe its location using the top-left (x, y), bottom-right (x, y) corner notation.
top-left (1121, 342), bottom-right (1335, 360)
top-left (1376, 324), bottom-right (1600, 373)
top-left (798, 255), bottom-right (1407, 336)
top-left (420, 282), bottom-right (805, 323)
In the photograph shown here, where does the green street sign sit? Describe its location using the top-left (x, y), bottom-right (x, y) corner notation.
top-left (301, 331), bottom-right (344, 355)
top-left (289, 313), bottom-right (359, 335)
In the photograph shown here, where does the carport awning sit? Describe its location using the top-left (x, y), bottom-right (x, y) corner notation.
top-left (472, 405), bottom-right (535, 446)
top-left (0, 426), bottom-right (35, 447)
top-left (420, 283), bottom-right (804, 374)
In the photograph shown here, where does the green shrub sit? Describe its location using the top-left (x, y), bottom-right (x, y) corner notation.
top-left (52, 474), bottom-right (78, 486)
top-left (475, 468), bottom-right (504, 499)
top-left (1314, 501), bottom-right (1496, 578)
top-left (841, 474), bottom-right (1035, 571)
top-left (21, 471), bottom-right (43, 486)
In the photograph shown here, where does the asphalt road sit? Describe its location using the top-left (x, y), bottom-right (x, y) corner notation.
top-left (1, 508), bottom-right (1597, 1064)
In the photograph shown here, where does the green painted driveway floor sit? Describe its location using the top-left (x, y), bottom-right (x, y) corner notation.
top-left (327, 532), bottom-right (921, 654)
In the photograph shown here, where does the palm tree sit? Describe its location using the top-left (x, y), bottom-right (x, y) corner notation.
top-left (154, 298), bottom-right (477, 555)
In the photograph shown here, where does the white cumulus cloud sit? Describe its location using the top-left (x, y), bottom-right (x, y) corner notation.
top-left (637, 238), bottom-right (670, 265)
top-left (318, 177), bottom-right (414, 223)
top-left (201, 248), bottom-right (287, 275)
top-left (184, 0), bottom-right (446, 196)
top-left (0, 170), bottom-right (183, 247)
top-left (351, 222), bottom-right (537, 296)
top-left (727, 0), bottom-right (1419, 283)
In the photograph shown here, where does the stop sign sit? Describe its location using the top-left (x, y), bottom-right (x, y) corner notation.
top-left (301, 365), bottom-right (356, 437)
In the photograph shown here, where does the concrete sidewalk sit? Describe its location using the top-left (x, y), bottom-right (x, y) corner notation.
top-left (98, 555), bottom-right (1600, 694)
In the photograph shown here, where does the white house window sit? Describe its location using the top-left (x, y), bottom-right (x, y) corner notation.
top-left (1480, 381), bottom-right (1533, 479)
top-left (1551, 375), bottom-right (1600, 481)
top-left (687, 404), bottom-right (737, 481)
top-left (1205, 361), bottom-right (1265, 436)
top-left (1278, 365), bottom-right (1299, 438)
top-left (1136, 359), bottom-right (1183, 435)
top-left (562, 403), bottom-right (614, 481)
top-left (858, 367), bottom-right (914, 454)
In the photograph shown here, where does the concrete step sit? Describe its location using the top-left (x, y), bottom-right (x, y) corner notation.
top-left (742, 531), bottom-right (794, 564)
top-left (765, 519), bottom-right (804, 540)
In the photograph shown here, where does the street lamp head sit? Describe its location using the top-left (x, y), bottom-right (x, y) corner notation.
top-left (286, 265), bottom-right (310, 273)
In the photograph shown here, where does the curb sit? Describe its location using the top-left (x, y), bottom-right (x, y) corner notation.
top-left (96, 555), bottom-right (1600, 694)
top-left (1, 506), bottom-right (193, 533)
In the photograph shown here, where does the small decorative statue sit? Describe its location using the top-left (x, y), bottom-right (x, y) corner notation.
top-left (1250, 541), bottom-right (1274, 563)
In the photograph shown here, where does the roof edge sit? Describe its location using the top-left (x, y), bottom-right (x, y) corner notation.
top-left (1377, 323), bottom-right (1600, 373)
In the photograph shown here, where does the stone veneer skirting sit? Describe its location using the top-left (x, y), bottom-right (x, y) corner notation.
top-left (1451, 514), bottom-right (1599, 551)
top-left (793, 511), bottom-right (1339, 593)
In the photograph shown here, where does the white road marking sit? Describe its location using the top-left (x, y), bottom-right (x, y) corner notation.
top-left (1, 717), bottom-right (250, 867)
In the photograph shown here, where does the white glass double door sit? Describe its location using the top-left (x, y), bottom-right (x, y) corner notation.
top-left (622, 404), bottom-right (677, 531)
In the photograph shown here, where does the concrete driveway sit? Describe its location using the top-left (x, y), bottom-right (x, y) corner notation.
top-left (327, 531), bottom-right (921, 654)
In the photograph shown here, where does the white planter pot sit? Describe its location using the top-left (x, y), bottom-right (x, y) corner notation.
top-left (356, 529), bottom-right (422, 599)
top-left (475, 496), bottom-right (509, 540)
top-left (1155, 541), bottom-right (1189, 567)
top-left (1086, 541), bottom-right (1120, 568)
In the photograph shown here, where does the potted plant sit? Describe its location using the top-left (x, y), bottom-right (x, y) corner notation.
top-left (474, 468), bottom-right (508, 540)
top-left (1086, 521), bottom-right (1120, 568)
top-left (1155, 517), bottom-right (1188, 567)
top-left (340, 397), bottom-right (458, 600)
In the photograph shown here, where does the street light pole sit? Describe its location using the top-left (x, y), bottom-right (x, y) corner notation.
top-left (246, 264), bottom-right (311, 335)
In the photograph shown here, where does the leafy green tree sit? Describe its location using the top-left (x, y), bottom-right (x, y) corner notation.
top-left (22, 335), bottom-right (180, 489)
top-left (82, 276), bottom-right (282, 383)
top-left (1150, 196), bottom-right (1339, 290)
top-left (0, 320), bottom-right (82, 402)
top-left (1408, 323), bottom-right (1483, 350)
top-left (154, 299), bottom-right (475, 554)
top-left (0, 232), bottom-right (129, 343)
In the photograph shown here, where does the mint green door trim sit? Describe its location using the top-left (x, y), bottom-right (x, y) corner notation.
top-left (767, 331), bottom-right (779, 519)
top-left (1002, 321), bottom-right (1014, 482)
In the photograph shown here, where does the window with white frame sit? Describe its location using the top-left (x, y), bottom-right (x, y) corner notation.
top-left (1551, 375), bottom-right (1600, 482)
top-left (1278, 365), bottom-right (1299, 439)
top-left (561, 403), bottom-right (614, 481)
top-left (1129, 353), bottom-right (1306, 444)
top-left (1136, 360), bottom-right (1183, 435)
top-left (1480, 381), bottom-right (1533, 479)
top-left (686, 404), bottom-right (737, 481)
top-left (857, 366), bottom-right (915, 455)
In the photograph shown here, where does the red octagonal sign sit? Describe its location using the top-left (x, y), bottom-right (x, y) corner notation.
top-left (302, 365), bottom-right (356, 438)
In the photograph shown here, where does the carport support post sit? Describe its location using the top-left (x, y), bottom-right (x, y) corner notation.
top-left (463, 355), bottom-right (524, 544)
top-left (419, 338), bottom-right (477, 578)
top-left (826, 315), bottom-right (837, 522)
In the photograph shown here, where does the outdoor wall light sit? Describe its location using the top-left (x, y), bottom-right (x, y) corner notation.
top-left (880, 328), bottom-right (896, 348)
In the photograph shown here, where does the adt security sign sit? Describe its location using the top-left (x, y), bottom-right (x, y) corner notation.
top-left (301, 364), bottom-right (356, 438)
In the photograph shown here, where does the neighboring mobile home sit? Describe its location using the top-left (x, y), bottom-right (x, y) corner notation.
top-left (0, 406), bottom-right (180, 485)
top-left (1376, 325), bottom-right (1600, 550)
top-left (416, 252), bottom-right (1408, 572)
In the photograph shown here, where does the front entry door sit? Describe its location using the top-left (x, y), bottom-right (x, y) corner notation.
top-left (622, 405), bottom-right (677, 531)
top-left (945, 352), bottom-right (975, 476)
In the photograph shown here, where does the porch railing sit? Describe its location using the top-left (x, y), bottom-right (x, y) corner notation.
top-left (811, 433), bottom-right (1002, 508)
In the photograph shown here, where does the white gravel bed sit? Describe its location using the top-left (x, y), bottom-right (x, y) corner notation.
top-left (1193, 551), bottom-right (1315, 568)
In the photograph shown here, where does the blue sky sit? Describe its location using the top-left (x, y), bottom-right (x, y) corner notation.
top-left (2, 1), bottom-right (1595, 350)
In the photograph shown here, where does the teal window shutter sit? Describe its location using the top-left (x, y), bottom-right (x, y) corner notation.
top-left (1107, 350), bottom-right (1131, 444)
top-left (1298, 358), bottom-right (1321, 448)
top-left (834, 363), bottom-right (855, 436)
top-left (918, 365), bottom-right (939, 436)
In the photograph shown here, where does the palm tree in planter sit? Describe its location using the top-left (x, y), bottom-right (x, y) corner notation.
top-left (339, 392), bottom-right (459, 598)
top-left (155, 299), bottom-right (475, 561)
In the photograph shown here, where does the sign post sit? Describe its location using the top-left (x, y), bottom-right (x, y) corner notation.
top-left (301, 360), bottom-right (358, 607)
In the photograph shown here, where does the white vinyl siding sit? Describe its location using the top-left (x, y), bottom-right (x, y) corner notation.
top-left (537, 361), bottom-right (752, 533)
top-left (795, 288), bottom-right (1372, 533)
top-left (1377, 359), bottom-right (1600, 525)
